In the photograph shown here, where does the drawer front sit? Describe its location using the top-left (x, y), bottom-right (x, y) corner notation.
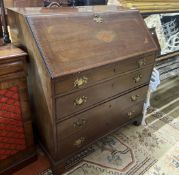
top-left (56, 66), bottom-right (152, 120)
top-left (0, 61), bottom-right (24, 77)
top-left (55, 53), bottom-right (155, 96)
top-left (57, 86), bottom-right (148, 159)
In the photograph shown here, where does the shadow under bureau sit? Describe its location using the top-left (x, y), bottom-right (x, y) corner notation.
top-left (7, 6), bottom-right (158, 174)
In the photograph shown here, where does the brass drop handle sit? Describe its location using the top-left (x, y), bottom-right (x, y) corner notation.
top-left (138, 59), bottom-right (146, 68)
top-left (74, 96), bottom-right (87, 106)
top-left (74, 76), bottom-right (88, 88)
top-left (93, 15), bottom-right (103, 23)
top-left (133, 74), bottom-right (142, 83)
top-left (128, 111), bottom-right (135, 119)
top-left (73, 118), bottom-right (87, 128)
top-left (131, 95), bottom-right (140, 102)
top-left (73, 137), bottom-right (85, 147)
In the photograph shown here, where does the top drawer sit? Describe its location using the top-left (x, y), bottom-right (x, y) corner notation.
top-left (0, 61), bottom-right (24, 77)
top-left (54, 53), bottom-right (155, 96)
top-left (0, 45), bottom-right (27, 79)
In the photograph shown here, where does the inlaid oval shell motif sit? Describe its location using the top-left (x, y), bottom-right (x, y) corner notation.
top-left (96, 31), bottom-right (116, 43)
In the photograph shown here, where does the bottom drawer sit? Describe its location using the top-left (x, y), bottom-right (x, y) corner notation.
top-left (57, 86), bottom-right (148, 159)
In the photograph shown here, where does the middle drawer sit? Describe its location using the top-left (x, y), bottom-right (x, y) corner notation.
top-left (56, 66), bottom-right (153, 120)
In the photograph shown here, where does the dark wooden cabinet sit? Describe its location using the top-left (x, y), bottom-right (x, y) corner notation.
top-left (0, 44), bottom-right (36, 175)
top-left (7, 6), bottom-right (158, 174)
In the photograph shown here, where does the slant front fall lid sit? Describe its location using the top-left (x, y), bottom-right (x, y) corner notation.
top-left (9, 6), bottom-right (158, 78)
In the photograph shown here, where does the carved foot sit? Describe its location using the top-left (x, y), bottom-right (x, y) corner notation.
top-left (133, 119), bottom-right (142, 126)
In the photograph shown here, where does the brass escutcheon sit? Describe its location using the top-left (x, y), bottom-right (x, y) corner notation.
top-left (131, 95), bottom-right (140, 101)
top-left (93, 15), bottom-right (103, 23)
top-left (73, 118), bottom-right (87, 128)
top-left (133, 74), bottom-right (142, 83)
top-left (138, 59), bottom-right (146, 68)
top-left (74, 76), bottom-right (88, 88)
top-left (128, 111), bottom-right (135, 119)
top-left (74, 96), bottom-right (88, 106)
top-left (73, 137), bottom-right (85, 147)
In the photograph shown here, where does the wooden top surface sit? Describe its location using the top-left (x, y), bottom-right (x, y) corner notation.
top-left (0, 44), bottom-right (27, 60)
top-left (8, 7), bottom-right (158, 78)
top-left (8, 6), bottom-right (125, 15)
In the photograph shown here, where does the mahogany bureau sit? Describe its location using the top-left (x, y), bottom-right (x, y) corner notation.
top-left (0, 44), bottom-right (36, 175)
top-left (7, 6), bottom-right (158, 174)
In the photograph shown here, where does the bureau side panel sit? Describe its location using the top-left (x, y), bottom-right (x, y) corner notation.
top-left (7, 10), bottom-right (57, 157)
